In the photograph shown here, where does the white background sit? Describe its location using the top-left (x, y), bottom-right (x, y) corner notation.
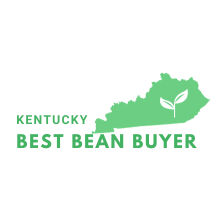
top-left (0, 0), bottom-right (220, 219)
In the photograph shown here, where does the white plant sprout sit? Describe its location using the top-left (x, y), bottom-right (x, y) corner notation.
top-left (160, 89), bottom-right (188, 118)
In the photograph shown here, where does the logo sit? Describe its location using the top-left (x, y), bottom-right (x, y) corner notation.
top-left (17, 73), bottom-right (210, 149)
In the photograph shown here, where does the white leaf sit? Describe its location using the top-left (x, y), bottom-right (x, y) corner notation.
top-left (160, 98), bottom-right (174, 110)
top-left (174, 89), bottom-right (188, 104)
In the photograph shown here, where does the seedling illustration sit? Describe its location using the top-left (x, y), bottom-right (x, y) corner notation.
top-left (160, 89), bottom-right (188, 118)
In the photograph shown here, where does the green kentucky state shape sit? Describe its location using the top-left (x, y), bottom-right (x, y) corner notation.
top-left (93, 73), bottom-right (209, 133)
